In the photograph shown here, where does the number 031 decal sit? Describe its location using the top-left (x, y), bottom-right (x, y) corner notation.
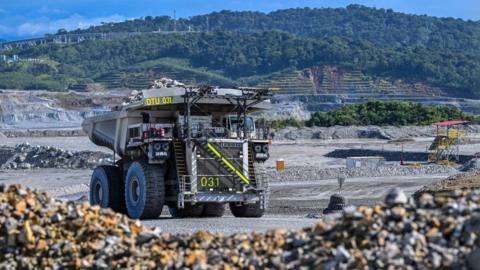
top-left (200, 176), bottom-right (220, 188)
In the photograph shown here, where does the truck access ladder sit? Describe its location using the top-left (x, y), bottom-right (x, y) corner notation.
top-left (173, 140), bottom-right (187, 176)
top-left (248, 147), bottom-right (257, 186)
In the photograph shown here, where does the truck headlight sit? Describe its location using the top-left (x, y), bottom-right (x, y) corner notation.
top-left (262, 144), bottom-right (269, 153)
top-left (153, 143), bottom-right (163, 151)
top-left (150, 143), bottom-right (170, 160)
top-left (254, 143), bottom-right (269, 161)
top-left (162, 142), bottom-right (170, 151)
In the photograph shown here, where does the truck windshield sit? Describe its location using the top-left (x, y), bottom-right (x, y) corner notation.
top-left (230, 116), bottom-right (254, 131)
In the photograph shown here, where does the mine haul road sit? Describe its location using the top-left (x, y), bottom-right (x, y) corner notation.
top-left (0, 167), bottom-right (448, 234)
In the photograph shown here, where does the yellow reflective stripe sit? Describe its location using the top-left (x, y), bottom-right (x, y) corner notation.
top-left (207, 143), bottom-right (250, 185)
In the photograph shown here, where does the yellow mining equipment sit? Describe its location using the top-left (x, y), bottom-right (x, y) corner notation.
top-left (427, 120), bottom-right (468, 164)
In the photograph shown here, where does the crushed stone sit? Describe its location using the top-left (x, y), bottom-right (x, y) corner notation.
top-left (0, 143), bottom-right (113, 170)
top-left (2, 185), bottom-right (480, 269)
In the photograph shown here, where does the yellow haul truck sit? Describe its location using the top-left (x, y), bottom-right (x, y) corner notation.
top-left (82, 86), bottom-right (272, 219)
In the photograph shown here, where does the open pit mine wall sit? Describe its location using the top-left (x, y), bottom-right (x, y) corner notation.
top-left (0, 91), bottom-right (123, 130)
top-left (260, 65), bottom-right (480, 117)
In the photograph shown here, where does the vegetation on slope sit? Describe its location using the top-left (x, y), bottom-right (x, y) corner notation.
top-left (72, 5), bottom-right (480, 52)
top-left (306, 101), bottom-right (479, 127)
top-left (10, 30), bottom-right (480, 95)
top-left (0, 60), bottom-right (70, 90)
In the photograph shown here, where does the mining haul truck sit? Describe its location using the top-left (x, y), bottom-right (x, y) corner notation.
top-left (82, 86), bottom-right (272, 219)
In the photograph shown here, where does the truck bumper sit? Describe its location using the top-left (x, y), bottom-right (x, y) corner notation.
top-left (195, 192), bottom-right (260, 203)
top-left (178, 190), bottom-right (267, 209)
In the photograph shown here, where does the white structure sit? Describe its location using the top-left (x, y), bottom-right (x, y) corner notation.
top-left (346, 156), bottom-right (386, 169)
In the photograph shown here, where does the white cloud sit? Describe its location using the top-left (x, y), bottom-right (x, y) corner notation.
top-left (0, 24), bottom-right (10, 34)
top-left (17, 14), bottom-right (126, 36)
top-left (39, 5), bottom-right (63, 14)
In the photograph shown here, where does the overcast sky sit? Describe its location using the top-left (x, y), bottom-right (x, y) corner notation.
top-left (0, 0), bottom-right (478, 40)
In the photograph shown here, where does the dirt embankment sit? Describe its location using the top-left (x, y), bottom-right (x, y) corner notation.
top-left (413, 158), bottom-right (480, 196)
top-left (415, 171), bottom-right (480, 196)
top-left (273, 125), bottom-right (480, 140)
top-left (0, 129), bottom-right (86, 138)
top-left (265, 165), bottom-right (456, 182)
top-left (325, 148), bottom-right (475, 163)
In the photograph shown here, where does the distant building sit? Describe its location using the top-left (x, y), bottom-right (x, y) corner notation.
top-left (346, 156), bottom-right (386, 169)
top-left (0, 54), bottom-right (18, 63)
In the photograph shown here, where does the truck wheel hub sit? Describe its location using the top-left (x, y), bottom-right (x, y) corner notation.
top-left (94, 182), bottom-right (102, 203)
top-left (130, 177), bottom-right (140, 203)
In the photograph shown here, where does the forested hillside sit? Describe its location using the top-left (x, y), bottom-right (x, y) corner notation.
top-left (72, 5), bottom-right (480, 52)
top-left (306, 101), bottom-right (479, 126)
top-left (258, 100), bottom-right (480, 127)
top-left (2, 5), bottom-right (480, 96)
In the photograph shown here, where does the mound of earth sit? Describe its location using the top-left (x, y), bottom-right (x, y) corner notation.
top-left (460, 158), bottom-right (480, 172)
top-left (414, 171), bottom-right (480, 197)
top-left (0, 143), bottom-right (112, 170)
top-left (266, 165), bottom-right (456, 182)
top-left (0, 129), bottom-right (85, 138)
top-left (273, 125), bottom-right (480, 141)
top-left (2, 185), bottom-right (480, 269)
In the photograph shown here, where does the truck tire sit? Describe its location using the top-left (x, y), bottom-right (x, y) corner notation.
top-left (89, 165), bottom-right (125, 213)
top-left (329, 194), bottom-right (346, 205)
top-left (124, 161), bottom-right (165, 219)
top-left (229, 201), bottom-right (265, 218)
top-left (169, 204), bottom-right (204, 218)
top-left (201, 203), bottom-right (225, 217)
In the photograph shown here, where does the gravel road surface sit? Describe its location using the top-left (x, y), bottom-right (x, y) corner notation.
top-left (0, 168), bottom-right (318, 234)
top-left (0, 167), bottom-right (451, 234)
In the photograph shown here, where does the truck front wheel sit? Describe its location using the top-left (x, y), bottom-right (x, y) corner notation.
top-left (89, 165), bottom-right (125, 213)
top-left (125, 161), bottom-right (165, 219)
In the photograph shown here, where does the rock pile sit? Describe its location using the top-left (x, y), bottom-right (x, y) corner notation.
top-left (266, 164), bottom-right (457, 182)
top-left (1, 129), bottom-right (86, 138)
top-left (414, 171), bottom-right (480, 197)
top-left (273, 125), bottom-right (480, 141)
top-left (0, 143), bottom-right (112, 170)
top-left (461, 158), bottom-right (480, 172)
top-left (150, 77), bottom-right (185, 89)
top-left (2, 184), bottom-right (480, 269)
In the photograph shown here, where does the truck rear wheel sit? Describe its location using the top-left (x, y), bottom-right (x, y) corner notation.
top-left (124, 161), bottom-right (165, 219)
top-left (89, 165), bottom-right (125, 213)
top-left (201, 203), bottom-right (225, 217)
top-left (169, 204), bottom-right (204, 218)
top-left (229, 201), bottom-right (265, 218)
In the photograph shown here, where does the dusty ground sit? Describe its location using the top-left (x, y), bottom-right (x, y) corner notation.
top-left (0, 167), bottom-right (448, 234)
top-left (0, 168), bottom-right (318, 234)
top-left (0, 135), bottom-right (472, 234)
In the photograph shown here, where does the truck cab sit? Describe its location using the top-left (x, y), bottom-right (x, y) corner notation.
top-left (224, 115), bottom-right (256, 139)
